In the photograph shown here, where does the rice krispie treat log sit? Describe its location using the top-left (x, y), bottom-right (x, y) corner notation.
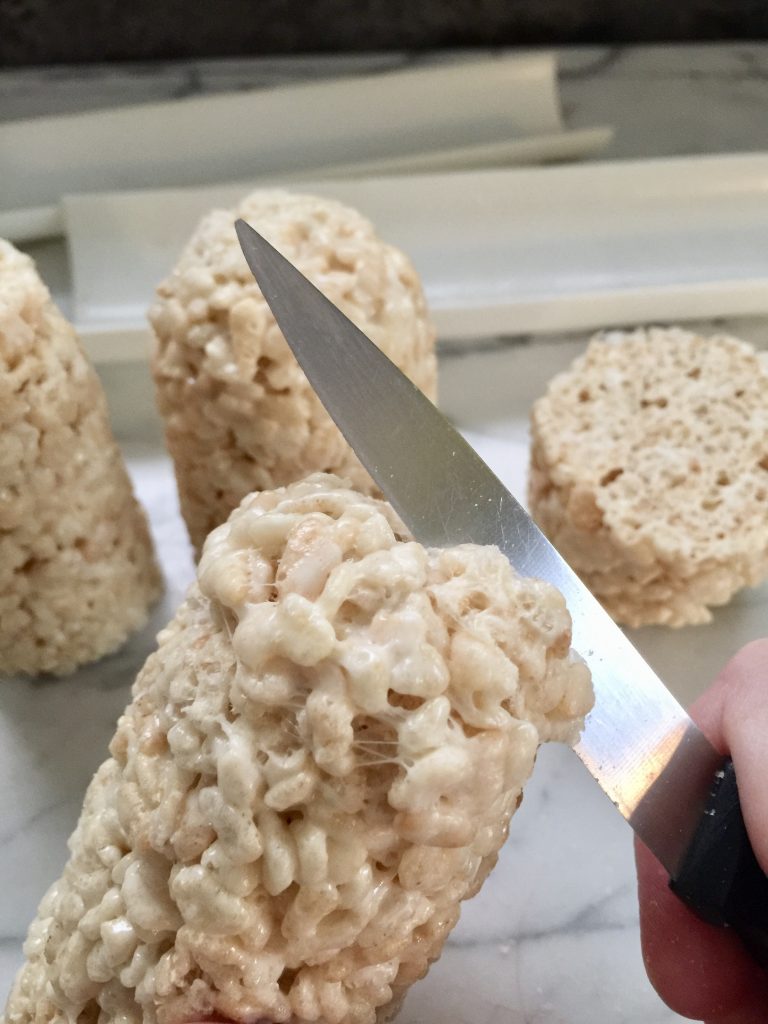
top-left (0, 240), bottom-right (162, 676)
top-left (529, 327), bottom-right (768, 628)
top-left (150, 190), bottom-right (437, 554)
top-left (6, 474), bottom-right (592, 1024)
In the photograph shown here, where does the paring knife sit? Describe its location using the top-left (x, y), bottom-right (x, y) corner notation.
top-left (235, 218), bottom-right (768, 966)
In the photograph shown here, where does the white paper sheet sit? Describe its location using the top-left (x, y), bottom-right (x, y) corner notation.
top-left (61, 153), bottom-right (768, 360)
top-left (1, 55), bottom-right (568, 229)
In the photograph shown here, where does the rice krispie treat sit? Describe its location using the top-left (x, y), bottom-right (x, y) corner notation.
top-left (529, 327), bottom-right (768, 627)
top-left (150, 190), bottom-right (437, 555)
top-left (6, 474), bottom-right (592, 1024)
top-left (0, 240), bottom-right (162, 676)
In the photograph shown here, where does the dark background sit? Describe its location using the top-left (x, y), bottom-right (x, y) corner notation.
top-left (1, 0), bottom-right (767, 66)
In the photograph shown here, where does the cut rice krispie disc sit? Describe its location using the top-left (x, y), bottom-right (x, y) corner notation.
top-left (5, 474), bottom-right (592, 1024)
top-left (529, 327), bottom-right (768, 627)
top-left (0, 240), bottom-right (162, 676)
top-left (150, 189), bottom-right (437, 554)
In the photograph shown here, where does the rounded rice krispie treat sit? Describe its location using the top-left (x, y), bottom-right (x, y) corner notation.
top-left (529, 327), bottom-right (768, 628)
top-left (0, 240), bottom-right (162, 676)
top-left (150, 190), bottom-right (437, 555)
top-left (6, 474), bottom-right (592, 1024)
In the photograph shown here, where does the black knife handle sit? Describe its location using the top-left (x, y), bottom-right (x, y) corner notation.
top-left (670, 757), bottom-right (768, 970)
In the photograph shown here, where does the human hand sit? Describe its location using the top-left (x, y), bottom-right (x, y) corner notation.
top-left (636, 639), bottom-right (768, 1023)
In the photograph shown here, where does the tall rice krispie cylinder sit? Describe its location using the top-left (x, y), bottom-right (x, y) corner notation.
top-left (150, 190), bottom-right (437, 555)
top-left (6, 475), bottom-right (592, 1024)
top-left (529, 327), bottom-right (768, 627)
top-left (0, 240), bottom-right (162, 676)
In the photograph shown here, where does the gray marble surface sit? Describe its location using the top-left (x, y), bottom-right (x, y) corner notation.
top-left (2, 44), bottom-right (768, 1024)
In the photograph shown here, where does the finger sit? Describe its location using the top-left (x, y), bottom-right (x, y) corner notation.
top-left (717, 639), bottom-right (768, 874)
top-left (687, 639), bottom-right (768, 873)
top-left (636, 639), bottom-right (768, 1020)
top-left (636, 839), bottom-right (768, 1021)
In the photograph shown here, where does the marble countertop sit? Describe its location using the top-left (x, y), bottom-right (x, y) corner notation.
top-left (3, 44), bottom-right (768, 1024)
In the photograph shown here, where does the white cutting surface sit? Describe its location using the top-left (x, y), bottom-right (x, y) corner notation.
top-left (2, 332), bottom-right (767, 1024)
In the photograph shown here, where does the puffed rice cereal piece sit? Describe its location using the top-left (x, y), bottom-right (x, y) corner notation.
top-left (529, 326), bottom-right (768, 627)
top-left (0, 239), bottom-right (162, 676)
top-left (5, 474), bottom-right (592, 1024)
top-left (150, 190), bottom-right (437, 555)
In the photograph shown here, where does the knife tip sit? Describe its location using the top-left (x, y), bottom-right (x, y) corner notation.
top-left (234, 217), bottom-right (251, 242)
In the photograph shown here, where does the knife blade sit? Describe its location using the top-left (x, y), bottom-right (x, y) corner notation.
top-left (235, 218), bottom-right (768, 963)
